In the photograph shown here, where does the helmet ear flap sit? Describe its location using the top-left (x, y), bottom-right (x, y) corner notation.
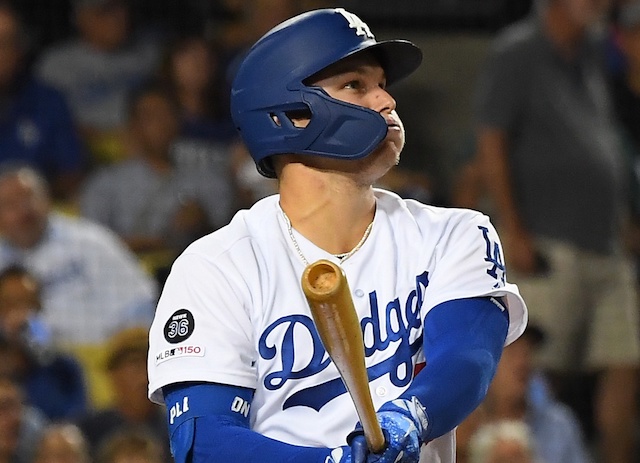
top-left (255, 90), bottom-right (388, 179)
top-left (299, 88), bottom-right (388, 159)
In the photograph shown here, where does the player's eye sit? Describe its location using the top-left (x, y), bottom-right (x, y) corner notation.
top-left (343, 79), bottom-right (362, 90)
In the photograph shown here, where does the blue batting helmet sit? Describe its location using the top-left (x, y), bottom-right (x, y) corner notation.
top-left (230, 8), bottom-right (423, 178)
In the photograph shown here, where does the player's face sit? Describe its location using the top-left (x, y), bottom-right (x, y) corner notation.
top-left (311, 52), bottom-right (404, 155)
top-left (294, 52), bottom-right (405, 181)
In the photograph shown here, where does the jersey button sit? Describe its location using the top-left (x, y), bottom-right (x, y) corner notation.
top-left (376, 386), bottom-right (387, 397)
top-left (355, 289), bottom-right (364, 297)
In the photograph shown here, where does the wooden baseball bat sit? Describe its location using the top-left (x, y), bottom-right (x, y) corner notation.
top-left (301, 259), bottom-right (386, 453)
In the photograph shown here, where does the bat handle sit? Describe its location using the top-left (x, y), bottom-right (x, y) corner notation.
top-left (362, 413), bottom-right (386, 453)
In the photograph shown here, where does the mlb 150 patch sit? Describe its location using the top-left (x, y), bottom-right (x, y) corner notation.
top-left (156, 345), bottom-right (205, 365)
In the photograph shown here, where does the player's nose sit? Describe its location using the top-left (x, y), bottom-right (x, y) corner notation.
top-left (371, 86), bottom-right (396, 115)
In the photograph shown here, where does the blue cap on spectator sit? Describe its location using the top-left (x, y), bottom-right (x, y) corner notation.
top-left (619, 1), bottom-right (640, 29)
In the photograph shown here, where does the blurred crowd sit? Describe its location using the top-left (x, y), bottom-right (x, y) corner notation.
top-left (1, 0), bottom-right (640, 463)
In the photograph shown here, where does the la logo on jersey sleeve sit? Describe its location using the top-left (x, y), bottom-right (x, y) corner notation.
top-left (478, 225), bottom-right (506, 288)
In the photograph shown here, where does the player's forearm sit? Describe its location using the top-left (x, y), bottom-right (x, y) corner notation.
top-left (190, 415), bottom-right (336, 463)
top-left (398, 297), bottom-right (509, 441)
top-left (164, 382), bottom-right (341, 463)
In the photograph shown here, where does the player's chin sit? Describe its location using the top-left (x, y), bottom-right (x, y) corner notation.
top-left (364, 141), bottom-right (401, 179)
top-left (381, 130), bottom-right (404, 163)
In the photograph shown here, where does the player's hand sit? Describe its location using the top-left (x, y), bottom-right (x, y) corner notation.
top-left (345, 397), bottom-right (429, 463)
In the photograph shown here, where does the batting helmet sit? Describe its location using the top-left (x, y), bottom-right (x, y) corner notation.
top-left (230, 8), bottom-right (423, 178)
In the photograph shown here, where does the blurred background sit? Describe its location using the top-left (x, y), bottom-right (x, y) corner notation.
top-left (1, 1), bottom-right (639, 463)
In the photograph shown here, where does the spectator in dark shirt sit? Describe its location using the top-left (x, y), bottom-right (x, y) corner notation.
top-left (473, 1), bottom-right (640, 461)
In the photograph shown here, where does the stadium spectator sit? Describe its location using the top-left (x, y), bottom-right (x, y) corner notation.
top-left (463, 325), bottom-right (592, 463)
top-left (472, 0), bottom-right (640, 461)
top-left (609, 0), bottom-right (640, 272)
top-left (159, 34), bottom-right (235, 144)
top-left (0, 2), bottom-right (87, 203)
top-left (34, 423), bottom-right (90, 463)
top-left (0, 374), bottom-right (48, 463)
top-left (95, 429), bottom-right (166, 463)
top-left (157, 35), bottom-right (240, 213)
top-left (35, 0), bottom-right (162, 165)
top-left (0, 265), bottom-right (88, 421)
top-left (0, 162), bottom-right (158, 407)
top-left (77, 327), bottom-right (170, 463)
top-left (79, 82), bottom-right (233, 281)
top-left (467, 420), bottom-right (537, 463)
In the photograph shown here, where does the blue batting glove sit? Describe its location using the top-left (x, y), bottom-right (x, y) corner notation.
top-left (344, 397), bottom-right (429, 463)
top-left (372, 409), bottom-right (421, 463)
top-left (376, 397), bottom-right (429, 463)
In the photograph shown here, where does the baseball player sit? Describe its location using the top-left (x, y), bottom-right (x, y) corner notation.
top-left (147, 8), bottom-right (527, 463)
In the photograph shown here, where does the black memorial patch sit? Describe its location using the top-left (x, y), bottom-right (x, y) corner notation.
top-left (164, 309), bottom-right (195, 343)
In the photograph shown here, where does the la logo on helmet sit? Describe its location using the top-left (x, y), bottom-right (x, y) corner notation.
top-left (336, 8), bottom-right (374, 40)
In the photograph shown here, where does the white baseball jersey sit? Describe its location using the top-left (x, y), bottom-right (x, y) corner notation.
top-left (148, 189), bottom-right (527, 463)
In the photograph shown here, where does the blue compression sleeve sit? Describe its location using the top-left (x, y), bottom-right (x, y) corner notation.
top-left (399, 297), bottom-right (509, 441)
top-left (163, 383), bottom-right (333, 463)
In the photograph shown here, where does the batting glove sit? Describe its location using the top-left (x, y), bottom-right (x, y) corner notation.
top-left (346, 397), bottom-right (429, 463)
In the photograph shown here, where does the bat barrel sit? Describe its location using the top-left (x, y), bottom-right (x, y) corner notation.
top-left (302, 259), bottom-right (343, 301)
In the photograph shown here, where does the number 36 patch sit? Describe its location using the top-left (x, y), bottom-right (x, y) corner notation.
top-left (164, 308), bottom-right (195, 343)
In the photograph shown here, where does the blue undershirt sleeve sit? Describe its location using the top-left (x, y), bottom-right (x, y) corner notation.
top-left (399, 296), bottom-right (509, 441)
top-left (163, 383), bottom-right (335, 463)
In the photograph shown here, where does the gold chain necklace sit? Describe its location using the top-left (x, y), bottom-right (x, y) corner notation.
top-left (281, 210), bottom-right (373, 266)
